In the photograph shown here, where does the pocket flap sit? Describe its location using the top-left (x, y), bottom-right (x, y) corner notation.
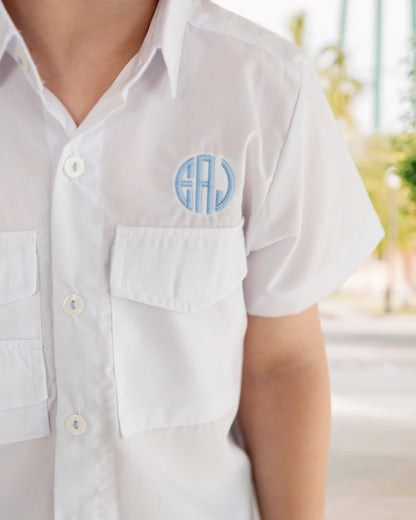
top-left (0, 339), bottom-right (48, 410)
top-left (110, 217), bottom-right (248, 312)
top-left (0, 230), bottom-right (38, 305)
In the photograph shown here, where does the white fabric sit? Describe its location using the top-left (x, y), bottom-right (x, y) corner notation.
top-left (0, 0), bottom-right (384, 518)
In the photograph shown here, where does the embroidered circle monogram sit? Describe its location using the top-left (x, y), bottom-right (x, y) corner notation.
top-left (175, 154), bottom-right (235, 215)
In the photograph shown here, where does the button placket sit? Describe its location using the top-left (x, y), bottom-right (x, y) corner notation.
top-left (51, 125), bottom-right (106, 517)
top-left (58, 146), bottom-right (89, 440)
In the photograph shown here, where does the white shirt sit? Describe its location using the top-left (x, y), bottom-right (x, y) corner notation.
top-left (0, 0), bottom-right (384, 518)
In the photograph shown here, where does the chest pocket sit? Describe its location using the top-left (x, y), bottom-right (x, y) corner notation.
top-left (109, 217), bottom-right (248, 438)
top-left (0, 231), bottom-right (50, 444)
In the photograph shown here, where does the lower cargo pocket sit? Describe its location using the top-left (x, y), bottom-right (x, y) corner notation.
top-left (0, 339), bottom-right (50, 444)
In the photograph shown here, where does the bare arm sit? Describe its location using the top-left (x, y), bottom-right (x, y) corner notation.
top-left (237, 303), bottom-right (331, 520)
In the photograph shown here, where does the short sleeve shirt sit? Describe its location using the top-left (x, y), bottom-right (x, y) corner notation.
top-left (0, 0), bottom-right (384, 518)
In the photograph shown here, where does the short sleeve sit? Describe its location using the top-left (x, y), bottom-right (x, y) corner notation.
top-left (242, 54), bottom-right (385, 317)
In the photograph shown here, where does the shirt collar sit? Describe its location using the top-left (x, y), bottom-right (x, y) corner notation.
top-left (0, 0), bottom-right (193, 99)
top-left (155, 0), bottom-right (193, 98)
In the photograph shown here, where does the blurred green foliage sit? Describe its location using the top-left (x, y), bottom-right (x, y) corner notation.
top-left (396, 43), bottom-right (416, 205)
top-left (398, 145), bottom-right (416, 204)
top-left (355, 133), bottom-right (416, 254)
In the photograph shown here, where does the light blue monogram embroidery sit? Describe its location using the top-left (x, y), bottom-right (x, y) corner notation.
top-left (175, 154), bottom-right (235, 215)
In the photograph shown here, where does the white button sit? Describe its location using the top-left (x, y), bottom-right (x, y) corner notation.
top-left (62, 292), bottom-right (85, 316)
top-left (65, 414), bottom-right (87, 435)
top-left (64, 156), bottom-right (85, 178)
top-left (15, 49), bottom-right (30, 72)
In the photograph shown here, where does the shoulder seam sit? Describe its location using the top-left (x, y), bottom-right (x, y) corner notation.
top-left (186, 18), bottom-right (305, 70)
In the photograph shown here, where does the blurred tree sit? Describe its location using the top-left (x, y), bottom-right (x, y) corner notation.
top-left (317, 44), bottom-right (363, 130)
top-left (288, 12), bottom-right (306, 48)
top-left (396, 41), bottom-right (416, 203)
top-left (356, 133), bottom-right (416, 254)
top-left (288, 14), bottom-right (362, 131)
top-left (399, 144), bottom-right (416, 203)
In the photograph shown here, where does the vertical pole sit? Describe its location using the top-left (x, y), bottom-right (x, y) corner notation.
top-left (375, 0), bottom-right (383, 131)
top-left (413, 0), bottom-right (416, 43)
top-left (412, 0), bottom-right (416, 129)
top-left (339, 0), bottom-right (348, 50)
top-left (412, 0), bottom-right (416, 59)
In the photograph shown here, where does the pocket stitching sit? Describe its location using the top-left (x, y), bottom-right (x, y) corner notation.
top-left (0, 339), bottom-right (48, 410)
top-left (115, 222), bottom-right (247, 311)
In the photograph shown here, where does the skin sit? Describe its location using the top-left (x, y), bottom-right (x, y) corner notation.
top-left (238, 303), bottom-right (331, 520)
top-left (2, 0), bottom-right (159, 126)
top-left (3, 2), bottom-right (332, 518)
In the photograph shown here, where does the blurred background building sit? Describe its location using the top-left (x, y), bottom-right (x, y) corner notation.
top-left (214, 1), bottom-right (416, 518)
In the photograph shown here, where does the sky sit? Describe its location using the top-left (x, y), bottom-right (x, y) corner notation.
top-left (214, 0), bottom-right (414, 135)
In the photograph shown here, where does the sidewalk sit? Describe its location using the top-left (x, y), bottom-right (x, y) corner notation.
top-left (318, 297), bottom-right (416, 520)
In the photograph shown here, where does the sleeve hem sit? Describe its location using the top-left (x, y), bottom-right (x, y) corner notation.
top-left (245, 208), bottom-right (385, 317)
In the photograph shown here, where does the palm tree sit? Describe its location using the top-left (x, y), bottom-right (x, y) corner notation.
top-left (317, 44), bottom-right (363, 130)
top-left (289, 12), bottom-right (306, 48)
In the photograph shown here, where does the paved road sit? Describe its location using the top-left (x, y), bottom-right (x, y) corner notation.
top-left (318, 300), bottom-right (416, 520)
